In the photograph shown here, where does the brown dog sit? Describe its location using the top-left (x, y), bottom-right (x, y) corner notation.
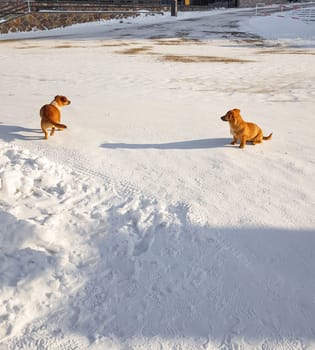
top-left (40, 95), bottom-right (71, 140)
top-left (221, 108), bottom-right (272, 149)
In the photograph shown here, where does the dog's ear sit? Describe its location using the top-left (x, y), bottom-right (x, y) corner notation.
top-left (234, 108), bottom-right (240, 113)
top-left (227, 111), bottom-right (234, 121)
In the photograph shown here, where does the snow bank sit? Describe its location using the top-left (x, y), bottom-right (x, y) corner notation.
top-left (1, 142), bottom-right (315, 350)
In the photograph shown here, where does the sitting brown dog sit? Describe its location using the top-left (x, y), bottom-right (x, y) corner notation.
top-left (221, 108), bottom-right (272, 149)
top-left (40, 95), bottom-right (71, 140)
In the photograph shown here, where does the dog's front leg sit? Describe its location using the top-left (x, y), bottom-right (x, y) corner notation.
top-left (231, 136), bottom-right (237, 145)
top-left (240, 136), bottom-right (246, 149)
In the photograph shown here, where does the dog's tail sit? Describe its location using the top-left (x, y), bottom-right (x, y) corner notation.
top-left (263, 133), bottom-right (272, 140)
top-left (51, 121), bottom-right (67, 129)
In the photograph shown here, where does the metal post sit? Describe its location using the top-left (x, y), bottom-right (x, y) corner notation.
top-left (171, 0), bottom-right (177, 16)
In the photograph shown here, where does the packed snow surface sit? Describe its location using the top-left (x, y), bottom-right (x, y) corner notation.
top-left (0, 6), bottom-right (315, 350)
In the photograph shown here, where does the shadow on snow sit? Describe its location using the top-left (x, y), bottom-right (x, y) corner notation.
top-left (0, 123), bottom-right (42, 142)
top-left (101, 138), bottom-right (231, 150)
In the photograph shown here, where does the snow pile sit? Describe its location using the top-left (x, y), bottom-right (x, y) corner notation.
top-left (1, 142), bottom-right (315, 350)
top-left (0, 143), bottom-right (184, 348)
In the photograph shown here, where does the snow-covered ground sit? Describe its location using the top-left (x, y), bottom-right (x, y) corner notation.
top-left (241, 4), bottom-right (315, 46)
top-left (1, 6), bottom-right (315, 350)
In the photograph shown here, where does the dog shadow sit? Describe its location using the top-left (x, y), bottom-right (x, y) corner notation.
top-left (0, 123), bottom-right (43, 142)
top-left (100, 138), bottom-right (231, 150)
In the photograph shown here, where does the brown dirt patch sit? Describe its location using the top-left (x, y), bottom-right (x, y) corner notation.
top-left (257, 49), bottom-right (315, 55)
top-left (16, 45), bottom-right (40, 49)
top-left (154, 38), bottom-right (204, 46)
top-left (102, 43), bottom-right (129, 47)
top-left (160, 55), bottom-right (253, 63)
top-left (116, 46), bottom-right (152, 54)
top-left (54, 44), bottom-right (76, 49)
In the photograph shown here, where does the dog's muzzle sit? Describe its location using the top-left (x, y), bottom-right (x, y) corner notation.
top-left (221, 116), bottom-right (227, 121)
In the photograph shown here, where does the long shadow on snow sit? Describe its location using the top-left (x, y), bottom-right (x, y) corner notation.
top-left (46, 202), bottom-right (315, 346)
top-left (101, 138), bottom-right (231, 150)
top-left (0, 123), bottom-right (42, 142)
